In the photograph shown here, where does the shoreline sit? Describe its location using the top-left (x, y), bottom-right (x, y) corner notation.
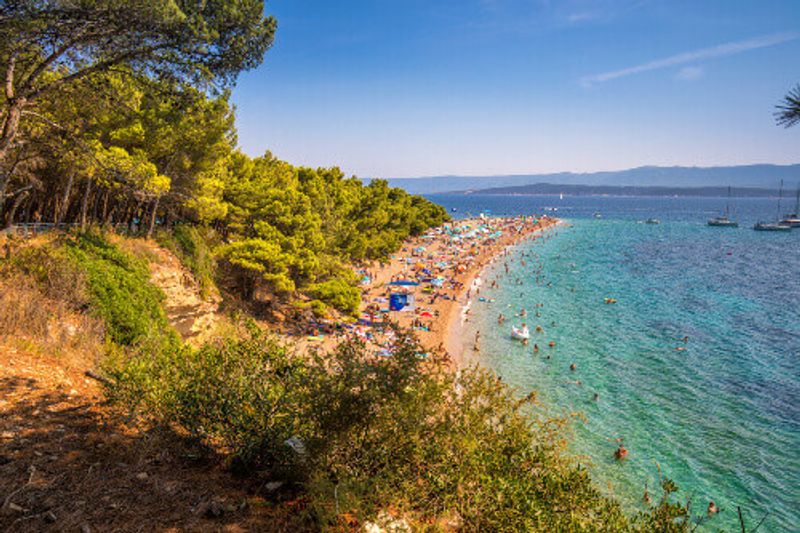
top-left (355, 215), bottom-right (559, 367)
top-left (444, 219), bottom-right (562, 367)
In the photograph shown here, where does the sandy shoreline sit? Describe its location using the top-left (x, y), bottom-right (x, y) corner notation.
top-left (443, 219), bottom-right (561, 366)
top-left (354, 215), bottom-right (559, 367)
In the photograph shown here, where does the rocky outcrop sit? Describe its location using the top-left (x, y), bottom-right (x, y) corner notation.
top-left (146, 247), bottom-right (222, 345)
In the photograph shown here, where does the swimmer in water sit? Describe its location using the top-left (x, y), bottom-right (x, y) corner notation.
top-left (707, 501), bottom-right (718, 515)
top-left (614, 444), bottom-right (628, 460)
top-left (533, 343), bottom-right (539, 353)
top-left (592, 392), bottom-right (600, 402)
top-left (570, 363), bottom-right (577, 371)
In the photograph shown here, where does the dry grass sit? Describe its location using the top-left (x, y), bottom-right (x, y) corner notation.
top-left (0, 275), bottom-right (105, 362)
top-left (111, 234), bottom-right (165, 266)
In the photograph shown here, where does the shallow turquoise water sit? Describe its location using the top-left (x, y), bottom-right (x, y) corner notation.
top-left (444, 206), bottom-right (800, 531)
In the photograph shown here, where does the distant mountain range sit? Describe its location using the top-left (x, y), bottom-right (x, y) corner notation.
top-left (457, 183), bottom-right (786, 198)
top-left (374, 164), bottom-right (800, 195)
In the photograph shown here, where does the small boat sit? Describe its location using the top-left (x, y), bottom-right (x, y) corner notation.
top-left (755, 180), bottom-right (794, 232)
top-left (708, 186), bottom-right (738, 227)
top-left (644, 218), bottom-right (661, 225)
top-left (593, 212), bottom-right (602, 219)
top-left (779, 185), bottom-right (800, 227)
top-left (708, 216), bottom-right (738, 227)
top-left (511, 326), bottom-right (530, 340)
top-left (753, 222), bottom-right (792, 232)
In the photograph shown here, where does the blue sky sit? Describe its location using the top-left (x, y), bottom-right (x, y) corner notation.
top-left (232, 0), bottom-right (800, 178)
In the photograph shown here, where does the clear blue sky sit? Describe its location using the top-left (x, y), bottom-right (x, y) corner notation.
top-left (232, 0), bottom-right (800, 178)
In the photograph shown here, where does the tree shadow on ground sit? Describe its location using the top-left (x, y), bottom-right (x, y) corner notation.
top-left (0, 374), bottom-right (313, 532)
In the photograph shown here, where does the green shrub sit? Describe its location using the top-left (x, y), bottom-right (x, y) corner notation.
top-left (102, 324), bottom-right (694, 530)
top-left (306, 276), bottom-right (360, 316)
top-left (63, 232), bottom-right (178, 348)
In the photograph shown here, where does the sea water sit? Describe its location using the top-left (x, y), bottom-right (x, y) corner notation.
top-left (429, 194), bottom-right (800, 531)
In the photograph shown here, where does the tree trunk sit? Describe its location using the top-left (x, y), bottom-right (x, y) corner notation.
top-left (55, 171), bottom-right (75, 226)
top-left (0, 171), bottom-right (8, 214)
top-left (3, 190), bottom-right (28, 229)
top-left (0, 97), bottom-right (26, 170)
top-left (101, 190), bottom-right (110, 222)
top-left (146, 196), bottom-right (160, 239)
top-left (80, 178), bottom-right (92, 231)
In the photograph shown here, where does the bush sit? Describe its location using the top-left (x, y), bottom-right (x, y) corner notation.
top-left (102, 324), bottom-right (693, 530)
top-left (62, 232), bottom-right (178, 348)
top-left (102, 323), bottom-right (306, 468)
top-left (306, 276), bottom-right (360, 316)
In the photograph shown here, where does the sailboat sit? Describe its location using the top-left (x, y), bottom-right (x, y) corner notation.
top-left (754, 180), bottom-right (792, 231)
top-left (779, 184), bottom-right (800, 227)
top-left (708, 186), bottom-right (738, 227)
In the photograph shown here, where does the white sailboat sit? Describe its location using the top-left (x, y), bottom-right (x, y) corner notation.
top-left (754, 180), bottom-right (793, 232)
top-left (708, 186), bottom-right (738, 227)
top-left (779, 184), bottom-right (800, 227)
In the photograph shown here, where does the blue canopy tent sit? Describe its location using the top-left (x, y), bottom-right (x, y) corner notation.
top-left (389, 292), bottom-right (416, 311)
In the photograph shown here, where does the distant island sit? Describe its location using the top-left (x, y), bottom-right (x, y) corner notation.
top-left (445, 183), bottom-right (787, 198)
top-left (375, 164), bottom-right (800, 194)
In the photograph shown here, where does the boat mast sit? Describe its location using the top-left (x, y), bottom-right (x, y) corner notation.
top-left (726, 186), bottom-right (731, 217)
top-left (777, 180), bottom-right (783, 220)
top-left (795, 183), bottom-right (800, 215)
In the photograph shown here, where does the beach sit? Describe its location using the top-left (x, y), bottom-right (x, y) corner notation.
top-left (351, 215), bottom-right (558, 366)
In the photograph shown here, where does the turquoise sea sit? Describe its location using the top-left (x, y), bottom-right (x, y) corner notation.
top-left (429, 194), bottom-right (800, 531)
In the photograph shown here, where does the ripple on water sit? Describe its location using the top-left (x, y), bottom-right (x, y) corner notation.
top-left (465, 218), bottom-right (800, 531)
